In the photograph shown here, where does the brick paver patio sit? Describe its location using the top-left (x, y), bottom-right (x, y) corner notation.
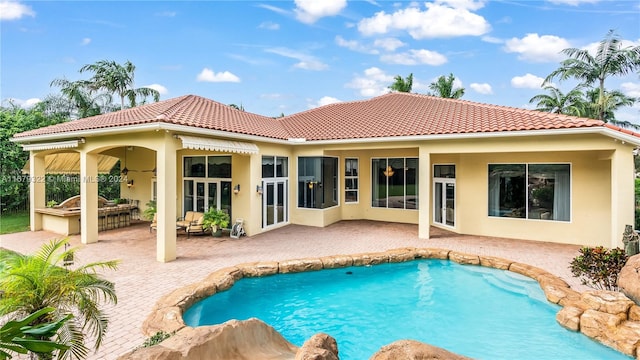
top-left (0, 220), bottom-right (587, 359)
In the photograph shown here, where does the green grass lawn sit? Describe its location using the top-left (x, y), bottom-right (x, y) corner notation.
top-left (0, 212), bottom-right (30, 235)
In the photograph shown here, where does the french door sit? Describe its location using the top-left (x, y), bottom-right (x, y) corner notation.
top-left (184, 180), bottom-right (231, 216)
top-left (262, 179), bottom-right (288, 228)
top-left (434, 179), bottom-right (455, 227)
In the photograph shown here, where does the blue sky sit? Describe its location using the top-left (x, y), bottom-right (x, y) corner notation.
top-left (2, 0), bottom-right (639, 124)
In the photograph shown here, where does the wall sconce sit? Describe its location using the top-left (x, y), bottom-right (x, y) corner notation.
top-left (383, 165), bottom-right (395, 177)
top-left (127, 179), bottom-right (134, 188)
top-left (308, 181), bottom-right (314, 189)
top-left (256, 185), bottom-right (263, 195)
top-left (233, 184), bottom-right (240, 194)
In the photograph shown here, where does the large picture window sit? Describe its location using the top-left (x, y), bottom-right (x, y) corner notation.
top-left (372, 158), bottom-right (418, 210)
top-left (298, 157), bottom-right (338, 209)
top-left (488, 164), bottom-right (570, 221)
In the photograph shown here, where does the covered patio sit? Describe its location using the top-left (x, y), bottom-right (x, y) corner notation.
top-left (0, 220), bottom-right (587, 359)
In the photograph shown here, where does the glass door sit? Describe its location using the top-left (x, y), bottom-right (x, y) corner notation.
top-left (434, 179), bottom-right (455, 227)
top-left (262, 179), bottom-right (288, 228)
top-left (184, 180), bottom-right (229, 216)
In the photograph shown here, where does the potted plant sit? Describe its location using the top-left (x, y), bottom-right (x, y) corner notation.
top-left (143, 200), bottom-right (157, 221)
top-left (202, 208), bottom-right (230, 237)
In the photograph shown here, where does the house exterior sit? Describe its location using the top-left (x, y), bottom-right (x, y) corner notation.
top-left (12, 92), bottom-right (640, 262)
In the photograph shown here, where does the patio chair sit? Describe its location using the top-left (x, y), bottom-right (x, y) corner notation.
top-left (149, 213), bottom-right (157, 233)
top-left (185, 212), bottom-right (206, 238)
top-left (177, 211), bottom-right (199, 229)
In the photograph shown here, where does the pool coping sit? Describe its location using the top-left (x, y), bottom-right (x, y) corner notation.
top-left (140, 247), bottom-right (640, 358)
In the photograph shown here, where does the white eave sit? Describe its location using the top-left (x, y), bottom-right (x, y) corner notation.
top-left (10, 122), bottom-right (640, 148)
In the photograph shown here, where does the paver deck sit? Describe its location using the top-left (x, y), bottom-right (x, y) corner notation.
top-left (0, 220), bottom-right (588, 359)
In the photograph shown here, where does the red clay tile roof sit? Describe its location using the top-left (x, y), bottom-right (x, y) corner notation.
top-left (14, 95), bottom-right (289, 139)
top-left (13, 92), bottom-right (640, 142)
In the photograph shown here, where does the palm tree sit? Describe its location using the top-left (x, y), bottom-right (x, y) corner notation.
top-left (428, 73), bottom-right (465, 99)
top-left (49, 78), bottom-right (113, 119)
top-left (544, 30), bottom-right (640, 121)
top-left (388, 73), bottom-right (413, 93)
top-left (0, 307), bottom-right (71, 359)
top-left (528, 85), bottom-right (585, 116)
top-left (580, 88), bottom-right (638, 128)
top-left (0, 239), bottom-right (118, 359)
top-left (79, 60), bottom-right (160, 109)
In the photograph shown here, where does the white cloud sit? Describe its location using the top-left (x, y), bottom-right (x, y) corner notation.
top-left (81, 38), bottom-right (91, 46)
top-left (583, 38), bottom-right (640, 57)
top-left (346, 67), bottom-right (395, 97)
top-left (260, 93), bottom-right (284, 100)
top-left (373, 37), bottom-right (406, 51)
top-left (511, 73), bottom-right (545, 89)
top-left (357, 2), bottom-right (490, 39)
top-left (0, 1), bottom-right (35, 20)
top-left (143, 84), bottom-right (168, 95)
top-left (621, 82), bottom-right (640, 98)
top-left (154, 11), bottom-right (176, 17)
top-left (470, 82), bottom-right (493, 94)
top-left (196, 68), bottom-right (240, 83)
top-left (335, 36), bottom-right (378, 54)
top-left (504, 33), bottom-right (571, 62)
top-left (294, 0), bottom-right (347, 24)
top-left (258, 21), bottom-right (280, 30)
top-left (309, 96), bottom-right (342, 108)
top-left (265, 47), bottom-right (328, 71)
top-left (547, 0), bottom-right (600, 5)
top-left (380, 49), bottom-right (447, 66)
top-left (3, 97), bottom-right (41, 108)
top-left (256, 4), bottom-right (290, 16)
top-left (481, 36), bottom-right (502, 44)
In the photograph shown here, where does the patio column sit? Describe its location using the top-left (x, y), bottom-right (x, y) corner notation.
top-left (610, 148), bottom-right (635, 248)
top-left (156, 133), bottom-right (178, 262)
top-left (418, 147), bottom-right (431, 239)
top-left (29, 151), bottom-right (45, 231)
top-left (80, 151), bottom-right (99, 244)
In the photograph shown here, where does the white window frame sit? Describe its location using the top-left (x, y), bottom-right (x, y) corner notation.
top-left (345, 157), bottom-right (359, 204)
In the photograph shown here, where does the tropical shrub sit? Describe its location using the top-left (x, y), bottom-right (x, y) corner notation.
top-left (143, 200), bottom-right (156, 221)
top-left (0, 239), bottom-right (118, 359)
top-left (139, 331), bottom-right (174, 348)
top-left (569, 246), bottom-right (628, 291)
top-left (0, 307), bottom-right (71, 359)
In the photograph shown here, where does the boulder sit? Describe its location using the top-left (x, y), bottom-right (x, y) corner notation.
top-left (478, 255), bottom-right (512, 270)
top-left (581, 291), bottom-right (634, 315)
top-left (295, 333), bottom-right (339, 360)
top-left (556, 306), bottom-right (584, 331)
top-left (370, 340), bottom-right (472, 360)
top-left (320, 255), bottom-right (354, 269)
top-left (121, 318), bottom-right (299, 360)
top-left (618, 254), bottom-right (640, 305)
top-left (279, 258), bottom-right (323, 273)
top-left (237, 261), bottom-right (279, 277)
top-left (448, 251), bottom-right (480, 265)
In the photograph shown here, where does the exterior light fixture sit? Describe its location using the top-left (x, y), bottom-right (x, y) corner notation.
top-left (256, 185), bottom-right (263, 195)
top-left (233, 184), bottom-right (240, 194)
top-left (127, 180), bottom-right (134, 188)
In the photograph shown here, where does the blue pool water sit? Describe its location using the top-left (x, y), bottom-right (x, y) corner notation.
top-left (183, 260), bottom-right (632, 359)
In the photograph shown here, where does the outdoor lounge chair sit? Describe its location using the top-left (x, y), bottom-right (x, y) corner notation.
top-left (177, 211), bottom-right (201, 229)
top-left (185, 213), bottom-right (206, 238)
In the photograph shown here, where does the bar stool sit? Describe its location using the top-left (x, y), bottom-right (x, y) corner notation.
top-left (98, 209), bottom-right (106, 231)
top-left (107, 207), bottom-right (119, 229)
top-left (119, 206), bottom-right (130, 227)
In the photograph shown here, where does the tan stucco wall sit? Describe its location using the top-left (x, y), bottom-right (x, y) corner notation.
top-left (26, 129), bottom-right (637, 252)
top-left (40, 212), bottom-right (80, 235)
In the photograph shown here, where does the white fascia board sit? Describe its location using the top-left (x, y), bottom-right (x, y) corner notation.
top-left (294, 127), bottom-right (640, 146)
top-left (11, 123), bottom-right (640, 148)
top-left (11, 123), bottom-right (294, 146)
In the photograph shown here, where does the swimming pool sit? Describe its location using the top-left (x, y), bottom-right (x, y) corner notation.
top-left (183, 260), bottom-right (631, 359)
